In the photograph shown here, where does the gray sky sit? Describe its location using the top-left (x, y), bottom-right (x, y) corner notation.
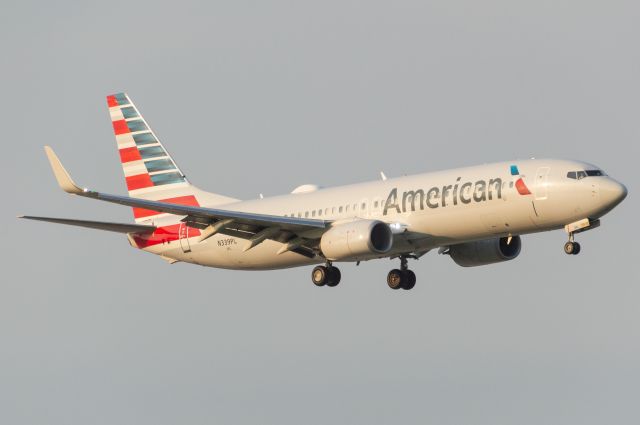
top-left (2, 1), bottom-right (639, 424)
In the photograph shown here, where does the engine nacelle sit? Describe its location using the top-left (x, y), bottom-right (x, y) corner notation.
top-left (320, 220), bottom-right (393, 261)
top-left (449, 236), bottom-right (521, 267)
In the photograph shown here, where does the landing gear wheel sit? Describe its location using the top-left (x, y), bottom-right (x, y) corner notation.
top-left (572, 242), bottom-right (581, 255)
top-left (326, 267), bottom-right (341, 287)
top-left (312, 266), bottom-right (328, 286)
top-left (387, 269), bottom-right (404, 290)
top-left (402, 270), bottom-right (416, 290)
top-left (564, 241), bottom-right (576, 255)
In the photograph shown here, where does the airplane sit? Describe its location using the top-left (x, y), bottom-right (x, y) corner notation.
top-left (21, 93), bottom-right (628, 290)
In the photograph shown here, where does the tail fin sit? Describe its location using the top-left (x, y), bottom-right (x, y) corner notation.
top-left (106, 93), bottom-right (236, 222)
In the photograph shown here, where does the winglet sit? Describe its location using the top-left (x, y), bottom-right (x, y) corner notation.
top-left (44, 146), bottom-right (84, 194)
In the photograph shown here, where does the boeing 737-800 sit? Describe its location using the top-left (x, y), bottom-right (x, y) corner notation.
top-left (21, 93), bottom-right (628, 290)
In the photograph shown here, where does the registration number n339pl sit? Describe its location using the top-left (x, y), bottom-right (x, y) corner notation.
top-left (217, 238), bottom-right (237, 247)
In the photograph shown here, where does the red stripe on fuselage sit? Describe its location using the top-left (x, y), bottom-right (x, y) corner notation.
top-left (126, 173), bottom-right (154, 191)
top-left (515, 178), bottom-right (532, 195)
top-left (119, 147), bottom-right (142, 163)
top-left (131, 224), bottom-right (201, 248)
top-left (112, 119), bottom-right (130, 135)
top-left (133, 195), bottom-right (200, 219)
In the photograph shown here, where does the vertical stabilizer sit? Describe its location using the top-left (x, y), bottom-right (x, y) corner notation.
top-left (106, 93), bottom-right (237, 222)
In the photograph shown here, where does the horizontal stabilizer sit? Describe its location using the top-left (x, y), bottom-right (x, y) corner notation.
top-left (19, 216), bottom-right (156, 234)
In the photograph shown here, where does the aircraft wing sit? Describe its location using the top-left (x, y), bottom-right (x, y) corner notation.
top-left (43, 147), bottom-right (327, 247)
top-left (81, 191), bottom-right (326, 232)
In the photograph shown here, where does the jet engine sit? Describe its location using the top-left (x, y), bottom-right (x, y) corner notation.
top-left (320, 220), bottom-right (393, 261)
top-left (448, 236), bottom-right (521, 267)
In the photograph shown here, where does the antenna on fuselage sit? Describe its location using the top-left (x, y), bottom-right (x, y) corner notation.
top-left (380, 171), bottom-right (387, 181)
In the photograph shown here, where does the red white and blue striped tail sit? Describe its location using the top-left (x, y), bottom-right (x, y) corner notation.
top-left (106, 92), bottom-right (203, 222)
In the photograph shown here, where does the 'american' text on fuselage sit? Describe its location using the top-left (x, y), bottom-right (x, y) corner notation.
top-left (383, 177), bottom-right (503, 215)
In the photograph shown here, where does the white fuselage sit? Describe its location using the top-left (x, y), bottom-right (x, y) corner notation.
top-left (142, 159), bottom-right (626, 270)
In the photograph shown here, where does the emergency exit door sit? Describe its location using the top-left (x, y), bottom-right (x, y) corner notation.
top-left (179, 223), bottom-right (191, 253)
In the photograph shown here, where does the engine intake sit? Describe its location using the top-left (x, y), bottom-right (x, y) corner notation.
top-left (320, 220), bottom-right (393, 261)
top-left (449, 236), bottom-right (521, 267)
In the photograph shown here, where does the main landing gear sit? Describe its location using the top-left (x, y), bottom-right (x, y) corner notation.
top-left (311, 263), bottom-right (341, 287)
top-left (387, 256), bottom-right (416, 290)
top-left (311, 257), bottom-right (418, 290)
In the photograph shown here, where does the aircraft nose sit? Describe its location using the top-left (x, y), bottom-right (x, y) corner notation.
top-left (600, 178), bottom-right (628, 208)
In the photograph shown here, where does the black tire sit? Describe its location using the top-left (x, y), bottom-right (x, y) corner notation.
top-left (312, 266), bottom-right (328, 286)
top-left (572, 242), bottom-right (581, 255)
top-left (564, 242), bottom-right (575, 255)
top-left (402, 270), bottom-right (416, 290)
top-left (387, 269), bottom-right (403, 290)
top-left (326, 267), bottom-right (341, 287)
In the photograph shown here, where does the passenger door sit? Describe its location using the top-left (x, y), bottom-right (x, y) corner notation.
top-left (534, 167), bottom-right (550, 200)
top-left (532, 166), bottom-right (551, 222)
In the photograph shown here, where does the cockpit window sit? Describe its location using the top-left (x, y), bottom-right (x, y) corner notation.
top-left (586, 170), bottom-right (605, 177)
top-left (567, 169), bottom-right (606, 180)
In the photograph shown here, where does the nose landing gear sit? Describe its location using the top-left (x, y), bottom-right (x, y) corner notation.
top-left (563, 218), bottom-right (600, 255)
top-left (387, 256), bottom-right (416, 290)
top-left (564, 240), bottom-right (581, 255)
top-left (564, 233), bottom-right (581, 255)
